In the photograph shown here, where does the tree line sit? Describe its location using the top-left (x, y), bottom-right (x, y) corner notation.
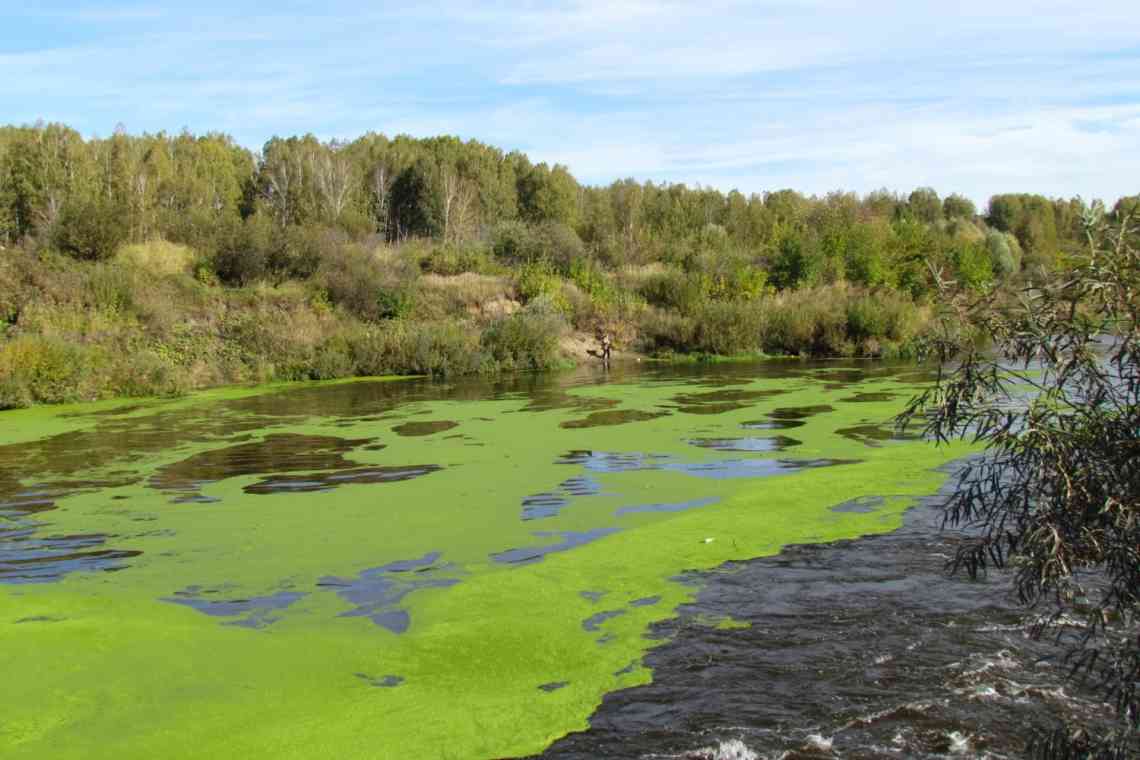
top-left (2, 121), bottom-right (1132, 294)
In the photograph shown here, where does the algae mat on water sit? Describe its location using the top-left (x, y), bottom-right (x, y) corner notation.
top-left (0, 362), bottom-right (971, 759)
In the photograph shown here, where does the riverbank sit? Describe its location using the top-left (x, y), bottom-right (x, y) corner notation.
top-left (0, 242), bottom-right (928, 410)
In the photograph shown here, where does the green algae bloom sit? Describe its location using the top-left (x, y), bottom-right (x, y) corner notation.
top-left (0, 361), bottom-right (971, 759)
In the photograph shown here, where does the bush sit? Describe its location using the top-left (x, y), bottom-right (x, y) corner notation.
top-left (516, 261), bottom-right (568, 311)
top-left (421, 243), bottom-right (496, 276)
top-left (636, 308), bottom-right (695, 355)
top-left (309, 335), bottom-right (355, 380)
top-left (760, 285), bottom-right (923, 357)
top-left (769, 233), bottom-right (822, 290)
top-left (491, 220), bottom-right (539, 264)
top-left (0, 335), bottom-right (100, 404)
top-left (211, 215), bottom-right (275, 286)
top-left (315, 243), bottom-right (415, 321)
top-left (116, 239), bottom-right (197, 276)
top-left (491, 220), bottom-right (585, 272)
top-left (481, 296), bottom-right (566, 371)
top-left (351, 321), bottom-right (484, 377)
top-left (953, 241), bottom-right (994, 291)
top-left (638, 267), bottom-right (707, 314)
top-left (53, 196), bottom-right (129, 261)
top-left (690, 301), bottom-right (764, 355)
top-left (86, 262), bottom-right (137, 314)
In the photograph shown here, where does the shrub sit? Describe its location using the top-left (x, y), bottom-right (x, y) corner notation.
top-left (86, 262), bottom-right (137, 314)
top-left (636, 308), bottom-right (695, 355)
top-left (491, 220), bottom-right (539, 264)
top-left (350, 321), bottom-right (484, 377)
top-left (769, 233), bottom-right (822, 290)
top-left (309, 335), bottom-right (355, 380)
top-left (690, 301), bottom-right (764, 355)
top-left (638, 267), bottom-right (708, 314)
top-left (481, 296), bottom-right (566, 371)
top-left (985, 229), bottom-right (1020, 278)
top-left (422, 243), bottom-right (495, 276)
top-left (516, 261), bottom-right (568, 310)
top-left (211, 215), bottom-right (275, 286)
top-left (0, 335), bottom-right (100, 404)
top-left (953, 241), bottom-right (994, 291)
top-left (567, 257), bottom-right (616, 304)
top-left (109, 349), bottom-right (189, 398)
top-left (315, 243), bottom-right (415, 321)
top-left (116, 239), bottom-right (197, 276)
top-left (53, 196), bottom-right (128, 261)
top-left (537, 222), bottom-right (586, 273)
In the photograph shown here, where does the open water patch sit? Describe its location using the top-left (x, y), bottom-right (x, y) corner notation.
top-left (840, 392), bottom-right (898, 403)
top-left (356, 673), bottom-right (404, 688)
top-left (318, 552), bottom-right (459, 634)
top-left (149, 434), bottom-right (377, 501)
top-left (582, 609), bottom-right (626, 632)
top-left (163, 586), bottom-right (306, 629)
top-left (687, 436), bottom-right (800, 453)
top-left (244, 464), bottom-right (441, 494)
top-left (670, 388), bottom-right (789, 416)
top-left (615, 497), bottom-right (720, 517)
top-left (521, 475), bottom-right (603, 520)
top-left (558, 450), bottom-right (860, 480)
top-left (0, 479), bottom-right (143, 583)
top-left (739, 419), bottom-right (804, 431)
top-left (536, 476), bottom-right (1119, 760)
top-left (539, 681), bottom-right (570, 693)
top-left (561, 410), bottom-right (670, 429)
top-left (831, 495), bottom-right (887, 513)
top-left (491, 529), bottom-right (619, 566)
top-left (838, 423), bottom-right (923, 447)
top-left (392, 420), bottom-right (459, 437)
top-left (767, 404), bottom-right (835, 420)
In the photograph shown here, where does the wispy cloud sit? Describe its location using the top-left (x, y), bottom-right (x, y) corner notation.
top-left (1, 1), bottom-right (1137, 205)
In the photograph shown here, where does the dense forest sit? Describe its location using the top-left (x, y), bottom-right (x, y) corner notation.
top-left (0, 121), bottom-right (1134, 407)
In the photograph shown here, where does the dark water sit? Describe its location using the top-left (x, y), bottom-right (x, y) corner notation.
top-left (535, 470), bottom-right (1119, 760)
top-left (1, 359), bottom-right (1113, 758)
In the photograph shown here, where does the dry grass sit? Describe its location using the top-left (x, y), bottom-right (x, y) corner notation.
top-left (116, 239), bottom-right (197, 276)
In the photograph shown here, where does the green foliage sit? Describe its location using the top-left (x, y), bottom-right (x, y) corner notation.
top-left (942, 193), bottom-right (976, 220)
top-left (349, 321), bottom-right (483, 377)
top-left (907, 187), bottom-right (942, 224)
top-left (638, 267), bottom-right (708, 314)
top-left (516, 261), bottom-right (565, 306)
top-left (0, 335), bottom-right (98, 405)
top-left (769, 233), bottom-right (821, 290)
top-left (86, 262), bottom-right (136, 313)
top-left (517, 163), bottom-right (578, 227)
top-left (987, 193), bottom-right (1059, 273)
top-left (985, 230), bottom-right (1019, 277)
top-left (314, 242), bottom-right (415, 321)
top-left (53, 196), bottom-right (128, 261)
top-left (212, 215), bottom-right (275, 286)
top-left (481, 297), bottom-right (566, 372)
top-left (900, 210), bottom-right (1140, 757)
top-left (421, 243), bottom-right (495, 276)
top-left (491, 220), bottom-right (539, 264)
top-left (690, 301), bottom-right (763, 355)
top-left (567, 257), bottom-right (616, 304)
top-left (842, 223), bottom-right (890, 287)
top-left (0, 120), bottom-right (1117, 404)
top-left (952, 241), bottom-right (994, 291)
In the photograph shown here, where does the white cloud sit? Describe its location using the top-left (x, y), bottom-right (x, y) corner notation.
top-left (1, 1), bottom-right (1138, 204)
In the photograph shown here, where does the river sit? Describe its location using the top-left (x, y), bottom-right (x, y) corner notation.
top-left (0, 360), bottom-right (1109, 758)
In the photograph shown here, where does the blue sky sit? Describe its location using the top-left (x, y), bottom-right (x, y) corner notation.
top-left (3, 1), bottom-right (1138, 206)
